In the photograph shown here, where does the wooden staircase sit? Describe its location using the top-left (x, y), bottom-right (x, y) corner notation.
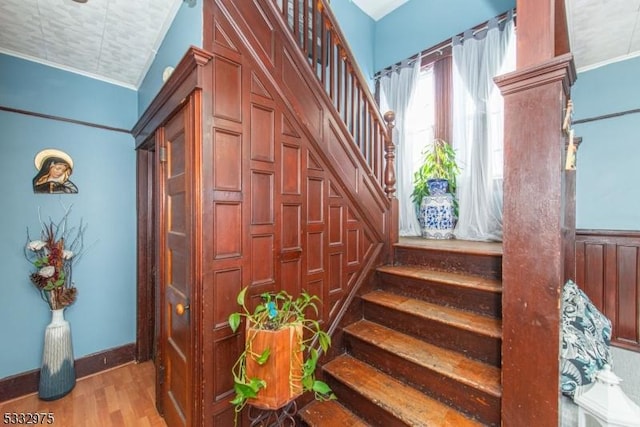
top-left (300, 238), bottom-right (503, 426)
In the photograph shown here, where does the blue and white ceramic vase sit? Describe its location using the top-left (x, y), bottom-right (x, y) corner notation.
top-left (420, 193), bottom-right (455, 239)
top-left (39, 308), bottom-right (76, 400)
top-left (426, 178), bottom-right (449, 196)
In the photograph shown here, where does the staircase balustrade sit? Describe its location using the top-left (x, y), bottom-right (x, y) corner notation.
top-left (271, 0), bottom-right (396, 198)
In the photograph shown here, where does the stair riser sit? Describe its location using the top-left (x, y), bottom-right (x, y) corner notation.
top-left (346, 334), bottom-right (500, 426)
top-left (324, 376), bottom-right (411, 427)
top-left (394, 246), bottom-right (501, 281)
top-left (378, 272), bottom-right (501, 317)
top-left (364, 303), bottom-right (501, 366)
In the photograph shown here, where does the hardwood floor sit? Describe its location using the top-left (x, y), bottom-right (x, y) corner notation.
top-left (0, 361), bottom-right (166, 427)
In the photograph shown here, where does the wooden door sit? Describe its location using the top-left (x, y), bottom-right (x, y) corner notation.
top-left (158, 104), bottom-right (193, 427)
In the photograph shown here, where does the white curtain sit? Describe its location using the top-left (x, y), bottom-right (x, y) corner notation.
top-left (452, 13), bottom-right (515, 241)
top-left (379, 59), bottom-right (421, 236)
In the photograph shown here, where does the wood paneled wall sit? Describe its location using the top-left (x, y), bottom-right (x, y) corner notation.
top-left (198, 1), bottom-right (389, 423)
top-left (576, 230), bottom-right (640, 352)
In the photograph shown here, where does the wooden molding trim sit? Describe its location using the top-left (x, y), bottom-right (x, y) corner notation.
top-left (495, 52), bottom-right (577, 97)
top-left (577, 228), bottom-right (640, 241)
top-left (0, 343), bottom-right (135, 403)
top-left (132, 46), bottom-right (213, 147)
top-left (573, 107), bottom-right (640, 125)
top-left (0, 105), bottom-right (130, 134)
top-left (136, 149), bottom-right (156, 363)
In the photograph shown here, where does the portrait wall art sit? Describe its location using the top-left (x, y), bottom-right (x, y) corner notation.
top-left (33, 149), bottom-right (78, 194)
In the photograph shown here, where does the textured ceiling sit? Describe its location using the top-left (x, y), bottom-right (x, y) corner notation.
top-left (0, 0), bottom-right (180, 89)
top-left (566, 0), bottom-right (640, 71)
top-left (0, 0), bottom-right (638, 89)
top-left (354, 0), bottom-right (640, 71)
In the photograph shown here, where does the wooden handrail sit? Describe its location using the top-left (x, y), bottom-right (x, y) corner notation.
top-left (271, 0), bottom-right (395, 198)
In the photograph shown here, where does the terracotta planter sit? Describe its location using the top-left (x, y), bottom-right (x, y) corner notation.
top-left (245, 323), bottom-right (303, 410)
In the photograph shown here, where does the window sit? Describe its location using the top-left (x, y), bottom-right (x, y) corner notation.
top-left (454, 37), bottom-right (516, 179)
top-left (405, 68), bottom-right (435, 178)
top-left (408, 29), bottom-right (516, 180)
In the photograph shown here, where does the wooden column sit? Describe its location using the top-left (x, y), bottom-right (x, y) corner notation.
top-left (495, 1), bottom-right (576, 425)
top-left (516, 0), bottom-right (570, 68)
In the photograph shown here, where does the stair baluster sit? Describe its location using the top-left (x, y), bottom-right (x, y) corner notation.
top-left (272, 0), bottom-right (394, 199)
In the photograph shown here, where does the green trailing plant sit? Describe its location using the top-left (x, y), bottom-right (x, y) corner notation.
top-left (411, 138), bottom-right (461, 215)
top-left (228, 287), bottom-right (336, 422)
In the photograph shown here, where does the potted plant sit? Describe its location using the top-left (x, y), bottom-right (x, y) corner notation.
top-left (411, 139), bottom-right (461, 238)
top-left (411, 138), bottom-right (460, 203)
top-left (228, 287), bottom-right (335, 423)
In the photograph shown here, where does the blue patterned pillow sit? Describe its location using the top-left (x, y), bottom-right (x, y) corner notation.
top-left (560, 280), bottom-right (612, 397)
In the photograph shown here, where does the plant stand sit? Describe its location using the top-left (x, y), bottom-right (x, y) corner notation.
top-left (420, 194), bottom-right (455, 239)
top-left (39, 308), bottom-right (75, 401)
top-left (248, 400), bottom-right (298, 427)
top-left (245, 324), bottom-right (303, 410)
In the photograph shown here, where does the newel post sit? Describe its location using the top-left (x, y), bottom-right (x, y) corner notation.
top-left (383, 110), bottom-right (396, 199)
top-left (383, 110), bottom-right (398, 261)
top-left (495, 0), bottom-right (576, 421)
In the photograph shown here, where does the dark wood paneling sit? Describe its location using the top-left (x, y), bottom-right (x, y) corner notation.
top-left (196, 1), bottom-right (387, 422)
top-left (576, 230), bottom-right (640, 352)
top-left (135, 1), bottom-right (391, 423)
top-left (213, 129), bottom-right (242, 191)
top-left (0, 344), bottom-right (135, 402)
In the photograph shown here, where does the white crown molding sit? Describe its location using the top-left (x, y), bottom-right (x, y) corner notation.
top-left (576, 50), bottom-right (640, 73)
top-left (0, 47), bottom-right (137, 91)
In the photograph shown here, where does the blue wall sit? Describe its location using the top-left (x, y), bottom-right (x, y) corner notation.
top-left (0, 0), bottom-right (203, 381)
top-left (138, 2), bottom-right (203, 115)
top-left (0, 54), bottom-right (136, 131)
top-left (0, 0), bottom-right (203, 383)
top-left (334, 0), bottom-right (637, 232)
top-left (572, 57), bottom-right (640, 230)
top-left (373, 0), bottom-right (515, 71)
top-left (330, 0), bottom-right (515, 84)
top-left (329, 0), bottom-right (376, 83)
top-left (0, 55), bottom-right (137, 379)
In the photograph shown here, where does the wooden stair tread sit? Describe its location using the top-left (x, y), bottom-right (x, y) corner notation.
top-left (377, 265), bottom-right (502, 293)
top-left (362, 290), bottom-right (502, 339)
top-left (299, 399), bottom-right (369, 427)
top-left (396, 237), bottom-right (503, 256)
top-left (325, 355), bottom-right (484, 427)
top-left (345, 320), bottom-right (502, 398)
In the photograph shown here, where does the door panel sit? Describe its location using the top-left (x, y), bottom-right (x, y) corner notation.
top-left (160, 105), bottom-right (192, 427)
